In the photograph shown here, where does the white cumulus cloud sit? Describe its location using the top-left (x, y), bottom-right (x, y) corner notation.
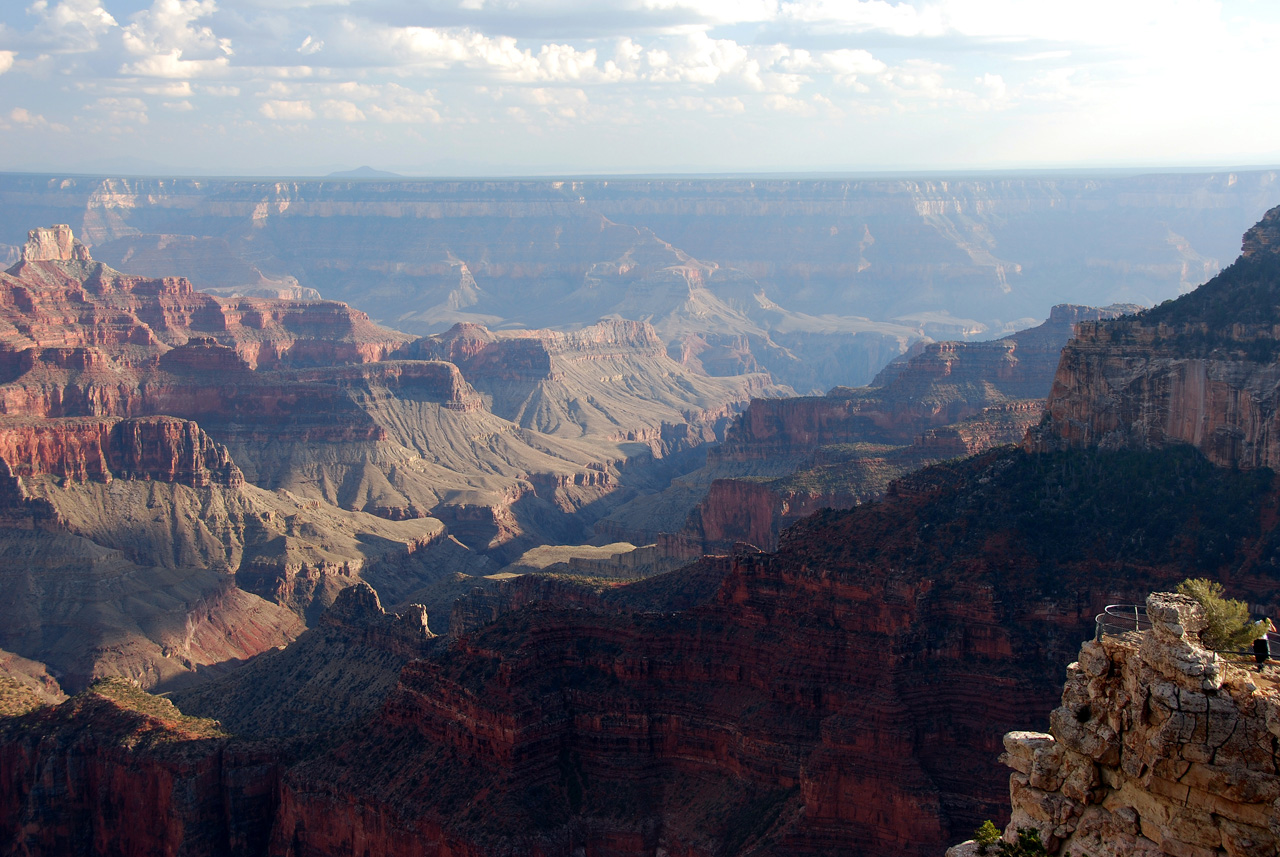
top-left (26, 0), bottom-right (118, 51)
top-left (319, 99), bottom-right (364, 120)
top-left (259, 98), bottom-right (314, 119)
top-left (121, 0), bottom-right (233, 77)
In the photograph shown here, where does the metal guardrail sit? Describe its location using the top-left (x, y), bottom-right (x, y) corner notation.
top-left (1095, 604), bottom-right (1151, 641)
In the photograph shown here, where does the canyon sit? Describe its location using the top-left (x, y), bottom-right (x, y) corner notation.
top-left (1032, 205), bottom-right (1280, 470)
top-left (2, 190), bottom-right (1280, 856)
top-left (647, 303), bottom-right (1136, 556)
top-left (0, 171), bottom-right (1274, 393)
top-left (0, 225), bottom-right (779, 691)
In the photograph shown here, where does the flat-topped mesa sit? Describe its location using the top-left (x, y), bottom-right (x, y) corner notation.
top-left (1030, 205), bottom-right (1280, 468)
top-left (406, 317), bottom-right (778, 445)
top-left (21, 225), bottom-right (90, 263)
top-left (408, 318), bottom-right (668, 383)
top-left (948, 591), bottom-right (1279, 857)
top-left (517, 317), bottom-right (666, 357)
top-left (408, 323), bottom-right (555, 382)
top-left (158, 337), bottom-right (252, 374)
top-left (290, 360), bottom-right (482, 411)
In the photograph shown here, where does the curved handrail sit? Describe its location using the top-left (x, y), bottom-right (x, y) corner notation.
top-left (1094, 604), bottom-right (1151, 641)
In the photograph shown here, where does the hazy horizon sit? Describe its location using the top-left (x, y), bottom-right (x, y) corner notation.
top-left (4, 163), bottom-right (1280, 182)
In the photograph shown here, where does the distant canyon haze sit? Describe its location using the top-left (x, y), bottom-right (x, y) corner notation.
top-left (1, 169), bottom-right (1275, 393)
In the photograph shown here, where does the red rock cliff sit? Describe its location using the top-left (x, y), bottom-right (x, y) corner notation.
top-left (0, 416), bottom-right (243, 487)
top-left (1033, 206), bottom-right (1280, 468)
top-left (7, 444), bottom-right (1280, 856)
top-left (0, 680), bottom-right (279, 857)
top-left (0, 225), bottom-right (411, 376)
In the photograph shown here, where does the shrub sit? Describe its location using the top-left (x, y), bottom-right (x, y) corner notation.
top-left (971, 823), bottom-right (1047, 857)
top-left (999, 828), bottom-right (1048, 857)
top-left (1176, 578), bottom-right (1267, 651)
top-left (973, 820), bottom-right (1001, 854)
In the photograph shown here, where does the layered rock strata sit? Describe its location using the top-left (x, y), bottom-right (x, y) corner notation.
top-left (407, 320), bottom-right (781, 448)
top-left (1033, 205), bottom-right (1280, 469)
top-left (643, 303), bottom-right (1127, 554)
top-left (171, 583), bottom-right (437, 737)
top-left (274, 443), bottom-right (1280, 857)
top-left (948, 591), bottom-right (1280, 857)
top-left (0, 416), bottom-right (243, 487)
top-left (0, 224), bottom-right (785, 692)
top-left (6, 443), bottom-right (1280, 856)
top-left (1, 226), bottom-right (411, 371)
top-left (6, 170), bottom-right (1272, 390)
top-left (0, 680), bottom-right (280, 857)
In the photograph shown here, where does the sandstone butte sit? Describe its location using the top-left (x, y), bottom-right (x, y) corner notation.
top-left (947, 591), bottom-right (1280, 857)
top-left (6, 206), bottom-right (1280, 856)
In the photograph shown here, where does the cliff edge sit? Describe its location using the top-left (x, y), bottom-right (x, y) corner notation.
top-left (948, 591), bottom-right (1280, 857)
top-left (1031, 204), bottom-right (1280, 468)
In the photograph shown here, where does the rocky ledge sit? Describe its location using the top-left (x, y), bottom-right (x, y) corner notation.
top-left (948, 591), bottom-right (1280, 857)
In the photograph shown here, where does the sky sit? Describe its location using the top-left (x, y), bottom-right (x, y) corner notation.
top-left (0, 0), bottom-right (1277, 176)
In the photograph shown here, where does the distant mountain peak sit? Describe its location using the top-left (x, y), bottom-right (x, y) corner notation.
top-left (326, 165), bottom-right (400, 178)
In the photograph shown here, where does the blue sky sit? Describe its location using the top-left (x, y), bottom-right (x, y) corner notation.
top-left (0, 0), bottom-right (1277, 176)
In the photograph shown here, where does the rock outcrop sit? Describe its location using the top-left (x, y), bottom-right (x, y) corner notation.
top-left (1033, 205), bottom-right (1280, 469)
top-left (269, 443), bottom-right (1280, 857)
top-left (6, 442), bottom-right (1280, 856)
top-left (948, 591), bottom-right (1280, 857)
top-left (0, 416), bottom-right (243, 487)
top-left (0, 225), bottom-right (790, 692)
top-left (4, 195), bottom-right (1280, 857)
top-left (0, 679), bottom-right (280, 857)
top-left (171, 583), bottom-right (436, 737)
top-left (1, 227), bottom-right (411, 372)
top-left (21, 225), bottom-right (90, 263)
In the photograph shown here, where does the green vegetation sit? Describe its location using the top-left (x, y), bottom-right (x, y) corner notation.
top-left (88, 677), bottom-right (228, 739)
top-left (973, 820), bottom-right (1002, 854)
top-left (0, 676), bottom-right (45, 718)
top-left (972, 823), bottom-right (1047, 857)
top-left (1175, 578), bottom-right (1267, 651)
top-left (1000, 828), bottom-right (1049, 857)
top-left (1136, 253), bottom-right (1280, 361)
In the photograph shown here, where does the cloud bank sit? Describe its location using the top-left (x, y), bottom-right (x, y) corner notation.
top-left (0, 0), bottom-right (1276, 174)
